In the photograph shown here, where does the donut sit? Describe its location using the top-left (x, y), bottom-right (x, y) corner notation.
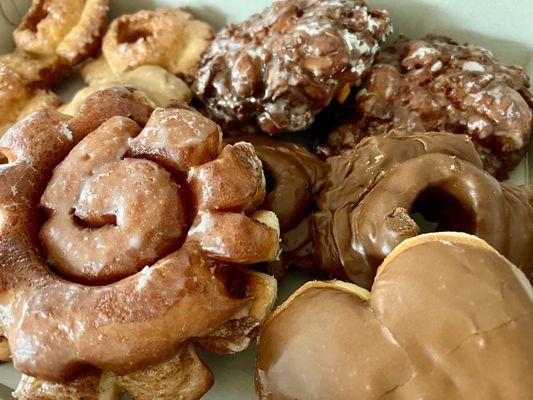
top-left (226, 136), bottom-right (327, 278)
top-left (313, 131), bottom-right (533, 288)
top-left (0, 61), bottom-right (62, 136)
top-left (320, 35), bottom-right (533, 179)
top-left (256, 232), bottom-right (533, 399)
top-left (0, 88), bottom-right (280, 399)
top-left (0, 0), bottom-right (109, 137)
top-left (13, 0), bottom-right (109, 65)
top-left (81, 8), bottom-right (214, 83)
top-left (61, 65), bottom-right (193, 116)
top-left (193, 0), bottom-right (392, 135)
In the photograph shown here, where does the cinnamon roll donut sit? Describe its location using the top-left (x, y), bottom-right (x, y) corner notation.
top-left (257, 233), bottom-right (533, 400)
top-left (0, 88), bottom-right (279, 399)
top-left (314, 131), bottom-right (533, 288)
top-left (226, 136), bottom-right (326, 278)
top-left (81, 8), bottom-right (214, 84)
top-left (320, 35), bottom-right (533, 179)
top-left (193, 0), bottom-right (392, 135)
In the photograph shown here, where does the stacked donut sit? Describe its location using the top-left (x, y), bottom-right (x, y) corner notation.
top-left (0, 0), bottom-right (532, 399)
top-left (0, 0), bottom-right (109, 135)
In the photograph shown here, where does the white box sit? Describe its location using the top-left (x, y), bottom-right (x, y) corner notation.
top-left (0, 0), bottom-right (531, 398)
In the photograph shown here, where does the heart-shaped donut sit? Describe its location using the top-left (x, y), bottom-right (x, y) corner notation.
top-left (257, 232), bottom-right (533, 399)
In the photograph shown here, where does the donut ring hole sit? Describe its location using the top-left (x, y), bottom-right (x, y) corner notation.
top-left (0, 149), bottom-right (15, 165)
top-left (116, 21), bottom-right (153, 44)
top-left (22, 1), bottom-right (49, 33)
top-left (411, 186), bottom-right (476, 234)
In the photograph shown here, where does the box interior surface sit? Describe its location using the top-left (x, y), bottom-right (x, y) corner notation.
top-left (0, 0), bottom-right (531, 398)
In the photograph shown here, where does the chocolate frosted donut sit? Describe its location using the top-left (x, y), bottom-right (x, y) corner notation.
top-left (227, 136), bottom-right (327, 277)
top-left (194, 0), bottom-right (392, 135)
top-left (321, 35), bottom-right (533, 179)
top-left (0, 88), bottom-right (280, 398)
top-left (257, 233), bottom-right (533, 400)
top-left (314, 131), bottom-right (533, 288)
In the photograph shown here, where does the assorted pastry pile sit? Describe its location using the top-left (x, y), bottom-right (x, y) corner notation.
top-left (0, 0), bottom-right (531, 399)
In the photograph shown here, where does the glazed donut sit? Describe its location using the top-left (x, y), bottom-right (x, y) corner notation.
top-left (226, 136), bottom-right (327, 277)
top-left (0, 0), bottom-right (109, 137)
top-left (313, 131), bottom-right (533, 288)
top-left (81, 8), bottom-right (214, 83)
top-left (320, 35), bottom-right (533, 179)
top-left (257, 232), bottom-right (533, 399)
top-left (0, 61), bottom-right (62, 136)
top-left (0, 88), bottom-right (279, 398)
top-left (13, 0), bottom-right (109, 65)
top-left (193, 0), bottom-right (392, 135)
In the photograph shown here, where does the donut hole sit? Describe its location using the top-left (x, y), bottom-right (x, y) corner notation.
top-left (116, 21), bottom-right (153, 44)
top-left (411, 186), bottom-right (475, 234)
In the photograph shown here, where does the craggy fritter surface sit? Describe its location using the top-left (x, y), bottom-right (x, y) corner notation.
top-left (194, 0), bottom-right (392, 135)
top-left (320, 35), bottom-right (533, 179)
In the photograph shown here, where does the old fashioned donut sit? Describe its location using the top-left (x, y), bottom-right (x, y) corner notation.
top-left (313, 131), bottom-right (533, 288)
top-left (256, 232), bottom-right (533, 399)
top-left (13, 0), bottom-right (109, 65)
top-left (194, 0), bottom-right (392, 135)
top-left (81, 8), bottom-right (214, 83)
top-left (0, 0), bottom-right (109, 137)
top-left (0, 88), bottom-right (279, 399)
top-left (226, 136), bottom-right (327, 278)
top-left (321, 35), bottom-right (533, 179)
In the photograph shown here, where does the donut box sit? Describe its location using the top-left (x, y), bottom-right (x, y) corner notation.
top-left (0, 0), bottom-right (531, 399)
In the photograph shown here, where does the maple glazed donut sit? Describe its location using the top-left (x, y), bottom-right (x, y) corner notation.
top-left (226, 136), bottom-right (327, 277)
top-left (256, 232), bottom-right (533, 400)
top-left (313, 131), bottom-right (533, 288)
top-left (193, 0), bottom-right (392, 135)
top-left (0, 88), bottom-right (280, 399)
top-left (321, 35), bottom-right (533, 179)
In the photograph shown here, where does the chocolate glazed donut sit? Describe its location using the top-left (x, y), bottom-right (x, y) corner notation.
top-left (313, 131), bottom-right (533, 288)
top-left (0, 87), bottom-right (280, 390)
top-left (226, 136), bottom-right (327, 277)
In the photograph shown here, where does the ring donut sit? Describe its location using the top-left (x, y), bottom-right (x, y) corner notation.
top-left (82, 8), bottom-right (214, 84)
top-left (313, 131), bottom-right (533, 288)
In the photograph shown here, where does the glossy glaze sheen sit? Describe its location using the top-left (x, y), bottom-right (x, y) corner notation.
top-left (257, 235), bottom-right (533, 399)
top-left (313, 131), bottom-right (533, 288)
top-left (0, 88), bottom-right (279, 381)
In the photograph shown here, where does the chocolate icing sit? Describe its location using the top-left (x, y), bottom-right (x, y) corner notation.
top-left (194, 0), bottom-right (392, 135)
top-left (257, 233), bottom-right (533, 399)
top-left (226, 136), bottom-right (326, 276)
top-left (320, 35), bottom-right (533, 179)
top-left (314, 131), bottom-right (533, 288)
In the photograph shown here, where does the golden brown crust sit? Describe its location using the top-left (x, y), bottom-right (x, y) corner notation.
top-left (0, 0), bottom-right (109, 137)
top-left (116, 343), bottom-right (214, 400)
top-left (14, 369), bottom-right (122, 400)
top-left (0, 61), bottom-right (62, 137)
top-left (98, 8), bottom-right (214, 81)
top-left (13, 0), bottom-right (109, 65)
